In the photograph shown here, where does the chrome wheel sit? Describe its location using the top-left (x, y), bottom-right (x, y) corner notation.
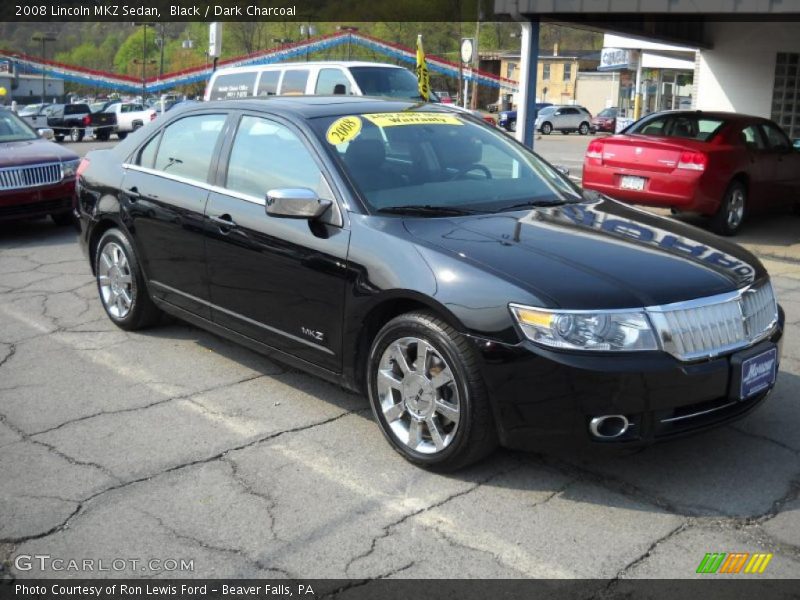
top-left (97, 242), bottom-right (134, 319)
top-left (376, 336), bottom-right (460, 454)
top-left (727, 188), bottom-right (745, 229)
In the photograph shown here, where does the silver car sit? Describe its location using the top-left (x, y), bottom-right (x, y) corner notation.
top-left (535, 105), bottom-right (593, 135)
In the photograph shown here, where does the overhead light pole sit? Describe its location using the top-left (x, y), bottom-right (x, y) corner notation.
top-left (134, 22), bottom-right (156, 100)
top-left (32, 33), bottom-right (56, 104)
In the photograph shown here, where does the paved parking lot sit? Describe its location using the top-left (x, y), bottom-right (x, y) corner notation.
top-left (0, 139), bottom-right (799, 582)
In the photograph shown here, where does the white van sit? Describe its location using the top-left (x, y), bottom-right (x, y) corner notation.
top-left (204, 61), bottom-right (431, 102)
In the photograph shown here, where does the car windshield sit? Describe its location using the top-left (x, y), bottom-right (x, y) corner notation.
top-left (598, 108), bottom-right (617, 118)
top-left (0, 111), bottom-right (39, 142)
top-left (349, 67), bottom-right (435, 101)
top-left (312, 110), bottom-right (582, 215)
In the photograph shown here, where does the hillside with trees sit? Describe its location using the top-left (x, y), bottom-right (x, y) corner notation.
top-left (0, 21), bottom-right (602, 96)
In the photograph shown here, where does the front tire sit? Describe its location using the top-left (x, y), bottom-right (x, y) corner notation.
top-left (541, 122), bottom-right (552, 135)
top-left (711, 180), bottom-right (747, 236)
top-left (579, 122), bottom-right (590, 135)
top-left (116, 131), bottom-right (128, 140)
top-left (367, 311), bottom-right (497, 471)
top-left (95, 228), bottom-right (161, 330)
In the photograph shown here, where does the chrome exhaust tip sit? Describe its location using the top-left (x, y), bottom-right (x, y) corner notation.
top-left (589, 415), bottom-right (630, 439)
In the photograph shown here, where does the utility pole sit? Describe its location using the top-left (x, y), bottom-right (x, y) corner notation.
top-left (32, 34), bottom-right (56, 104)
top-left (470, 12), bottom-right (482, 110)
top-left (134, 23), bottom-right (155, 100)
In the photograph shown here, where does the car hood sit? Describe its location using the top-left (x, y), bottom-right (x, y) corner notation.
top-left (403, 197), bottom-right (765, 310)
top-left (0, 139), bottom-right (79, 167)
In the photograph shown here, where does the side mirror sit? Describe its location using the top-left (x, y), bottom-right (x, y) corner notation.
top-left (265, 188), bottom-right (332, 220)
top-left (37, 128), bottom-right (54, 140)
top-left (554, 165), bottom-right (570, 177)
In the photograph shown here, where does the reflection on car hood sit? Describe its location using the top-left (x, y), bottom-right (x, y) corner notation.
top-left (0, 139), bottom-right (79, 167)
top-left (404, 197), bottom-right (763, 310)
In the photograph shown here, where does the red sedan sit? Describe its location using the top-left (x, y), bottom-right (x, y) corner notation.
top-left (582, 111), bottom-right (800, 235)
top-left (0, 109), bottom-right (80, 225)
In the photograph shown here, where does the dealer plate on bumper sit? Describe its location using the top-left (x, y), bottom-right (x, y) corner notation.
top-left (737, 346), bottom-right (778, 400)
top-left (620, 175), bottom-right (646, 191)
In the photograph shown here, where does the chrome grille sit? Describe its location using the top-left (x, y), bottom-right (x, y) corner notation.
top-left (0, 162), bottom-right (62, 191)
top-left (647, 281), bottom-right (778, 361)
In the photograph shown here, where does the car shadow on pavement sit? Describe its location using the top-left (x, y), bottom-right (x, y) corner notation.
top-left (139, 318), bottom-right (799, 521)
top-left (667, 209), bottom-right (800, 252)
top-left (0, 219), bottom-right (78, 247)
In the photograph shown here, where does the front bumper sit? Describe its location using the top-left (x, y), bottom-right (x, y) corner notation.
top-left (0, 179), bottom-right (75, 222)
top-left (473, 306), bottom-right (784, 450)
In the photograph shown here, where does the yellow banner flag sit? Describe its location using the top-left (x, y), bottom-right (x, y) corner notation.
top-left (415, 34), bottom-right (430, 101)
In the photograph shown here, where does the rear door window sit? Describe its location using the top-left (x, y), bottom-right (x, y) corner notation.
top-left (153, 114), bottom-right (226, 183)
top-left (280, 70), bottom-right (309, 95)
top-left (209, 72), bottom-right (256, 100)
top-left (741, 125), bottom-right (766, 150)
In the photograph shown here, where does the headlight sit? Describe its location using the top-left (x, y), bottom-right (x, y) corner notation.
top-left (62, 159), bottom-right (81, 179)
top-left (509, 304), bottom-right (659, 352)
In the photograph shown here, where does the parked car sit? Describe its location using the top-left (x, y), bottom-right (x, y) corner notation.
top-left (582, 110), bottom-right (800, 235)
top-left (205, 61), bottom-right (438, 102)
top-left (76, 97), bottom-right (783, 470)
top-left (535, 105), bottom-right (593, 135)
top-left (25, 103), bottom-right (116, 143)
top-left (0, 109), bottom-right (80, 225)
top-left (103, 102), bottom-right (157, 140)
top-left (434, 91), bottom-right (453, 104)
top-left (591, 107), bottom-right (619, 133)
top-left (497, 103), bottom-right (552, 132)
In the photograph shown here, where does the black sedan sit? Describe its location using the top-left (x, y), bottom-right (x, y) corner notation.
top-left (75, 97), bottom-right (784, 470)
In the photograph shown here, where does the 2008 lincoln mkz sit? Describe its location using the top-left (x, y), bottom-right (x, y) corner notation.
top-left (76, 97), bottom-right (784, 470)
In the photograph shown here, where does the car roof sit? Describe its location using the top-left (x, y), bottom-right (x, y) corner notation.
top-left (212, 61), bottom-right (406, 75)
top-left (196, 96), bottom-right (444, 120)
top-left (641, 110), bottom-right (766, 122)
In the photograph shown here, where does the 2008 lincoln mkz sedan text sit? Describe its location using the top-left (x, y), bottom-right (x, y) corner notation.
top-left (75, 97), bottom-right (784, 470)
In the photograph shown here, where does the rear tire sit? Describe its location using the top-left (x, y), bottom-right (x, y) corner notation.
top-left (509, 121), bottom-right (517, 133)
top-left (711, 180), bottom-right (747, 236)
top-left (95, 228), bottom-right (161, 331)
top-left (69, 127), bottom-right (84, 143)
top-left (367, 311), bottom-right (497, 471)
top-left (541, 122), bottom-right (552, 135)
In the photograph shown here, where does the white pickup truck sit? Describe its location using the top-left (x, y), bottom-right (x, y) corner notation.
top-left (104, 102), bottom-right (157, 140)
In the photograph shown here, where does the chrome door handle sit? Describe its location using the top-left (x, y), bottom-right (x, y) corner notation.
top-left (210, 214), bottom-right (237, 228)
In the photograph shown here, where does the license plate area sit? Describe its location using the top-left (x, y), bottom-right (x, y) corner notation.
top-left (731, 345), bottom-right (778, 401)
top-left (620, 175), bottom-right (646, 191)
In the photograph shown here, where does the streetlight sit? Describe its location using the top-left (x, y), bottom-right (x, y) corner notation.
top-left (32, 34), bottom-right (56, 104)
top-left (299, 24), bottom-right (316, 61)
top-left (337, 26), bottom-right (359, 60)
top-left (133, 22), bottom-right (156, 101)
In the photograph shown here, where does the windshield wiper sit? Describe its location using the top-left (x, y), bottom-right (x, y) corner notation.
top-left (498, 199), bottom-right (571, 212)
top-left (376, 205), bottom-right (483, 216)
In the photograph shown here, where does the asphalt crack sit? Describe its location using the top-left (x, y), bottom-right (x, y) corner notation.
top-left (343, 462), bottom-right (524, 575)
top-left (0, 408), bottom-right (366, 547)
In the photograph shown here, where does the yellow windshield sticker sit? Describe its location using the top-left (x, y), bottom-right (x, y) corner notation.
top-left (363, 112), bottom-right (463, 127)
top-left (326, 116), bottom-right (363, 145)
